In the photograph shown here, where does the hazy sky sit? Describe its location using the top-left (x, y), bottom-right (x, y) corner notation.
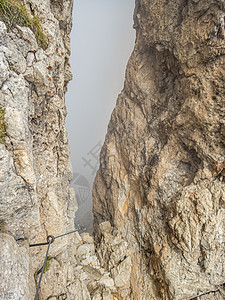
top-left (66, 0), bottom-right (135, 224)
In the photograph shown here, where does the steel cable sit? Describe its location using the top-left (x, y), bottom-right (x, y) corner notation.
top-left (34, 237), bottom-right (53, 300)
top-left (31, 225), bottom-right (86, 299)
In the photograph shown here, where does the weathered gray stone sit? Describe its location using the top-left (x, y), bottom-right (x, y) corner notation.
top-left (111, 257), bottom-right (132, 288)
top-left (92, 287), bottom-right (113, 300)
top-left (0, 0), bottom-right (78, 298)
top-left (77, 244), bottom-right (95, 260)
top-left (80, 232), bottom-right (94, 244)
top-left (0, 52), bottom-right (9, 87)
top-left (13, 25), bottom-right (38, 55)
top-left (0, 233), bottom-right (29, 300)
top-left (0, 1), bottom-right (118, 299)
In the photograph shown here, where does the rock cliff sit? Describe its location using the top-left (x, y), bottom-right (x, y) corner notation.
top-left (0, 0), bottom-right (126, 298)
top-left (0, 0), bottom-right (77, 298)
top-left (93, 0), bottom-right (225, 299)
top-left (1, 0), bottom-right (225, 299)
top-left (0, 1), bottom-right (118, 299)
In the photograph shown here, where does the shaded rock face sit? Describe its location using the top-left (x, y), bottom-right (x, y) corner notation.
top-left (0, 0), bottom-right (77, 298)
top-left (0, 1), bottom-right (119, 299)
top-left (93, 1), bottom-right (225, 299)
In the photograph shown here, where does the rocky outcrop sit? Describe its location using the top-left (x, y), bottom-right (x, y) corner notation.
top-left (0, 0), bottom-right (77, 298)
top-left (0, 1), bottom-right (120, 299)
top-left (93, 1), bottom-right (225, 299)
top-left (0, 0), bottom-right (95, 299)
top-left (38, 231), bottom-right (117, 300)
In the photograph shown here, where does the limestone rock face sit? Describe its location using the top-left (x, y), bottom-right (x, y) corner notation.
top-left (0, 234), bottom-right (30, 300)
top-left (0, 0), bottom-right (77, 298)
top-left (37, 231), bottom-right (116, 300)
top-left (0, 1), bottom-right (118, 299)
top-left (93, 1), bottom-right (225, 299)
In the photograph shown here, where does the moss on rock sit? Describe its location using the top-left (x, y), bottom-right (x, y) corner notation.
top-left (0, 0), bottom-right (47, 49)
top-left (0, 107), bottom-right (7, 144)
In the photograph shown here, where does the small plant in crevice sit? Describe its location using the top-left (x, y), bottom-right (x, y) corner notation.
top-left (0, 107), bottom-right (7, 144)
top-left (44, 255), bottom-right (51, 273)
top-left (34, 256), bottom-right (52, 287)
top-left (34, 270), bottom-right (39, 288)
top-left (8, 63), bottom-right (15, 72)
top-left (0, 0), bottom-right (48, 49)
top-left (0, 220), bottom-right (6, 232)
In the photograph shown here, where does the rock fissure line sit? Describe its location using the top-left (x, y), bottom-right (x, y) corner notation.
top-left (137, 209), bottom-right (148, 300)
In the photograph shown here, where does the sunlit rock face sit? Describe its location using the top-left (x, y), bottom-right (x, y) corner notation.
top-left (93, 0), bottom-right (225, 299)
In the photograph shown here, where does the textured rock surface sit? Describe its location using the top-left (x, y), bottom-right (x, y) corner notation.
top-left (93, 0), bottom-right (225, 299)
top-left (37, 231), bottom-right (116, 300)
top-left (0, 0), bottom-right (77, 298)
top-left (0, 1), bottom-right (118, 299)
top-left (0, 233), bottom-right (29, 299)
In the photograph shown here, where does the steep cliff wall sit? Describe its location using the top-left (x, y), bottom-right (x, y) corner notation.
top-left (93, 1), bottom-right (225, 299)
top-left (0, 0), bottom-right (78, 298)
top-left (0, 1), bottom-right (122, 299)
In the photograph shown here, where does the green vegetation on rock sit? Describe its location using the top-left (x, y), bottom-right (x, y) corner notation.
top-left (34, 256), bottom-right (51, 287)
top-left (0, 0), bottom-right (47, 49)
top-left (0, 220), bottom-right (6, 231)
top-left (43, 256), bottom-right (51, 273)
top-left (0, 107), bottom-right (7, 143)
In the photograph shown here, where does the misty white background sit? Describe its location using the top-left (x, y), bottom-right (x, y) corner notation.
top-left (66, 0), bottom-right (135, 229)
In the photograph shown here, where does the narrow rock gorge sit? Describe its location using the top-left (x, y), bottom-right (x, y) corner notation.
top-left (93, 0), bottom-right (225, 299)
top-left (0, 0), bottom-right (225, 300)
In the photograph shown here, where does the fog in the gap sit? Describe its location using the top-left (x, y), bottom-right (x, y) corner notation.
top-left (66, 0), bottom-right (135, 231)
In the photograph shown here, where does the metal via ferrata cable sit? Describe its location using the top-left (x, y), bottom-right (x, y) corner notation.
top-left (31, 225), bottom-right (85, 300)
top-left (34, 235), bottom-right (53, 300)
top-left (137, 209), bottom-right (148, 300)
